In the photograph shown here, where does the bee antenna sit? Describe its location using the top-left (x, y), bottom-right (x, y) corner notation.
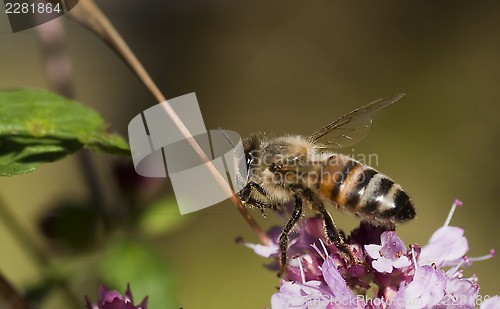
top-left (216, 127), bottom-right (236, 148)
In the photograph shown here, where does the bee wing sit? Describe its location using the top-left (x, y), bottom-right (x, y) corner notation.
top-left (309, 93), bottom-right (405, 149)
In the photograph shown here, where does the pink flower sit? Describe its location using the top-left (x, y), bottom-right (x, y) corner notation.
top-left (365, 231), bottom-right (411, 273)
top-left (270, 256), bottom-right (364, 309)
top-left (85, 284), bottom-right (148, 309)
top-left (392, 265), bottom-right (446, 309)
top-left (392, 262), bottom-right (481, 309)
top-left (418, 226), bottom-right (468, 266)
top-left (439, 264), bottom-right (479, 308)
top-left (322, 257), bottom-right (360, 307)
top-left (241, 240), bottom-right (279, 258)
top-left (270, 280), bottom-right (331, 309)
top-left (418, 199), bottom-right (469, 267)
top-left (241, 199), bottom-right (499, 309)
top-left (236, 226), bottom-right (281, 258)
top-left (480, 296), bottom-right (500, 309)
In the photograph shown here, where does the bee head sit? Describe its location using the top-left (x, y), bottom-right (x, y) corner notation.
top-left (243, 133), bottom-right (265, 171)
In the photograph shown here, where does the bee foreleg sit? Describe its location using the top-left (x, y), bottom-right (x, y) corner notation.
top-left (278, 194), bottom-right (303, 277)
top-left (238, 183), bottom-right (251, 201)
top-left (247, 181), bottom-right (267, 195)
top-left (244, 197), bottom-right (272, 218)
top-left (239, 182), bottom-right (270, 208)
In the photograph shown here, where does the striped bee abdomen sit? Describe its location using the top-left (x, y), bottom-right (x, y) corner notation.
top-left (318, 155), bottom-right (416, 223)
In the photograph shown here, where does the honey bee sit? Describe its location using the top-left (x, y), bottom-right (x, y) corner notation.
top-left (238, 93), bottom-right (416, 276)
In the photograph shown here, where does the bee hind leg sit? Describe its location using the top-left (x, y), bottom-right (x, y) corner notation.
top-left (319, 206), bottom-right (361, 264)
top-left (305, 190), bottom-right (362, 265)
top-left (278, 194), bottom-right (303, 277)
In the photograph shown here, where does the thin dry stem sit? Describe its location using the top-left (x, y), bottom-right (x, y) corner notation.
top-left (67, 0), bottom-right (271, 246)
top-left (0, 272), bottom-right (35, 309)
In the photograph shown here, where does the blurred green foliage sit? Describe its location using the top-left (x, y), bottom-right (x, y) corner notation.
top-left (138, 196), bottom-right (190, 237)
top-left (101, 239), bottom-right (178, 309)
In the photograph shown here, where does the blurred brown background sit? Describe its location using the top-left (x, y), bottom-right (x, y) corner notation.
top-left (1, 1), bottom-right (500, 308)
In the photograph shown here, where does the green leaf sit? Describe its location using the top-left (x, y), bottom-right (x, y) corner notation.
top-left (138, 196), bottom-right (189, 237)
top-left (101, 239), bottom-right (178, 309)
top-left (0, 89), bottom-right (130, 176)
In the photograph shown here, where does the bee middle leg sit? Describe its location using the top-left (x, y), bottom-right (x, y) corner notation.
top-left (278, 194), bottom-right (303, 277)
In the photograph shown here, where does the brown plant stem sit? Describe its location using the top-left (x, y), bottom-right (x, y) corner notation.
top-left (35, 16), bottom-right (105, 213)
top-left (34, 17), bottom-right (104, 309)
top-left (67, 0), bottom-right (271, 245)
top-left (0, 272), bottom-right (35, 309)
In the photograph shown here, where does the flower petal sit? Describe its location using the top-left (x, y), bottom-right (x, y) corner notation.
top-left (371, 257), bottom-right (394, 273)
top-left (271, 280), bottom-right (329, 309)
top-left (253, 243), bottom-right (280, 258)
top-left (364, 244), bottom-right (383, 259)
top-left (86, 285), bottom-right (147, 309)
top-left (322, 257), bottom-right (358, 306)
top-left (380, 231), bottom-right (407, 257)
top-left (419, 226), bottom-right (469, 266)
top-left (443, 277), bottom-right (478, 308)
top-left (480, 296), bottom-right (500, 309)
top-left (392, 256), bottom-right (411, 269)
top-left (393, 265), bottom-right (446, 309)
